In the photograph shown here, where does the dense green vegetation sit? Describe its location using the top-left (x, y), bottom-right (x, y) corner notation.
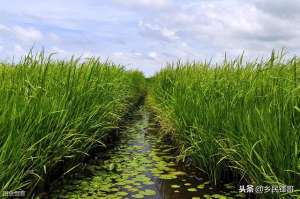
top-left (148, 52), bottom-right (300, 197)
top-left (2, 51), bottom-right (300, 198)
top-left (0, 53), bottom-right (145, 193)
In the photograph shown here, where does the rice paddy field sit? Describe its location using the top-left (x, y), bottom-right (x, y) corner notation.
top-left (0, 52), bottom-right (300, 199)
top-left (147, 52), bottom-right (300, 198)
top-left (0, 53), bottom-right (145, 196)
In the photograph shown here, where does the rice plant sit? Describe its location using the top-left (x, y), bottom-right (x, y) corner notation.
top-left (148, 52), bottom-right (300, 197)
top-left (0, 52), bottom-right (145, 193)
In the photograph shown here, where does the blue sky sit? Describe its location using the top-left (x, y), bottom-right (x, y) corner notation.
top-left (0, 0), bottom-right (300, 76)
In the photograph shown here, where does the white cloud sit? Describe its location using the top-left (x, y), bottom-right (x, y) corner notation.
top-left (12, 26), bottom-right (43, 43)
top-left (0, 24), bottom-right (43, 44)
top-left (0, 0), bottom-right (300, 76)
top-left (50, 46), bottom-right (66, 55)
top-left (48, 33), bottom-right (61, 43)
top-left (109, 51), bottom-right (163, 75)
top-left (134, 52), bottom-right (142, 56)
top-left (161, 28), bottom-right (178, 40)
top-left (181, 42), bottom-right (188, 47)
top-left (112, 52), bottom-right (125, 58)
top-left (0, 46), bottom-right (3, 52)
top-left (14, 44), bottom-right (25, 54)
top-left (139, 20), bottom-right (179, 42)
top-left (81, 51), bottom-right (95, 59)
top-left (113, 0), bottom-right (169, 9)
top-left (148, 51), bottom-right (158, 60)
top-left (138, 0), bottom-right (300, 61)
top-left (253, 0), bottom-right (300, 19)
top-left (0, 24), bottom-right (10, 32)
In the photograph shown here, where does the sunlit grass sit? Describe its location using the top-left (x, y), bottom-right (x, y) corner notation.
top-left (0, 52), bottom-right (145, 193)
top-left (148, 51), bottom-right (300, 197)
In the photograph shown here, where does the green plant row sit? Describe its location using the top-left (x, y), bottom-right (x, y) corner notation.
top-left (147, 52), bottom-right (300, 197)
top-left (0, 52), bottom-right (145, 193)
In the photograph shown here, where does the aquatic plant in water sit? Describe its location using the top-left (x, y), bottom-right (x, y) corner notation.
top-left (51, 108), bottom-right (244, 198)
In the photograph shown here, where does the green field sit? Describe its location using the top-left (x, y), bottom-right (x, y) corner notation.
top-left (148, 52), bottom-right (300, 197)
top-left (0, 53), bottom-right (145, 194)
top-left (0, 52), bottom-right (299, 198)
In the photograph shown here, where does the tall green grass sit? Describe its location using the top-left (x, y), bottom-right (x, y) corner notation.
top-left (0, 52), bottom-right (145, 193)
top-left (148, 52), bottom-right (300, 197)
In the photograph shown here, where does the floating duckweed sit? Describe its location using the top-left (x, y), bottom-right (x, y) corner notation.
top-left (116, 181), bottom-right (126, 186)
top-left (167, 162), bottom-right (176, 166)
top-left (51, 111), bottom-right (240, 199)
top-left (161, 155), bottom-right (174, 160)
top-left (128, 187), bottom-right (139, 192)
top-left (133, 174), bottom-right (151, 182)
top-left (224, 183), bottom-right (235, 189)
top-left (124, 180), bottom-right (136, 185)
top-left (211, 194), bottom-right (227, 199)
top-left (152, 156), bottom-right (162, 162)
top-left (235, 192), bottom-right (246, 198)
top-left (151, 168), bottom-right (164, 174)
top-left (99, 184), bottom-right (112, 192)
top-left (143, 189), bottom-right (156, 196)
top-left (132, 193), bottom-right (144, 198)
top-left (171, 184), bottom-right (181, 189)
top-left (108, 163), bottom-right (116, 171)
top-left (123, 185), bottom-right (133, 190)
top-left (132, 182), bottom-right (141, 186)
top-left (111, 187), bottom-right (119, 192)
top-left (197, 183), bottom-right (205, 189)
top-left (159, 174), bottom-right (177, 180)
top-left (143, 180), bottom-right (154, 185)
top-left (116, 191), bottom-right (128, 196)
top-left (170, 171), bottom-right (186, 176)
top-left (97, 191), bottom-right (105, 196)
top-left (187, 188), bottom-right (197, 192)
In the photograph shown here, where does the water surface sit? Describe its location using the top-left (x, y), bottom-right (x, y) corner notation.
top-left (50, 108), bottom-right (245, 199)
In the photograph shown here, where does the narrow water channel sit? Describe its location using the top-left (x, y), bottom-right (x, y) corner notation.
top-left (50, 107), bottom-right (246, 199)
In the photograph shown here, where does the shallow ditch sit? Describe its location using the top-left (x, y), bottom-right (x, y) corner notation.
top-left (48, 107), bottom-right (246, 199)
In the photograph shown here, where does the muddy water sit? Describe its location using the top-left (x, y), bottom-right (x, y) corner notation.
top-left (50, 108), bottom-right (245, 199)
